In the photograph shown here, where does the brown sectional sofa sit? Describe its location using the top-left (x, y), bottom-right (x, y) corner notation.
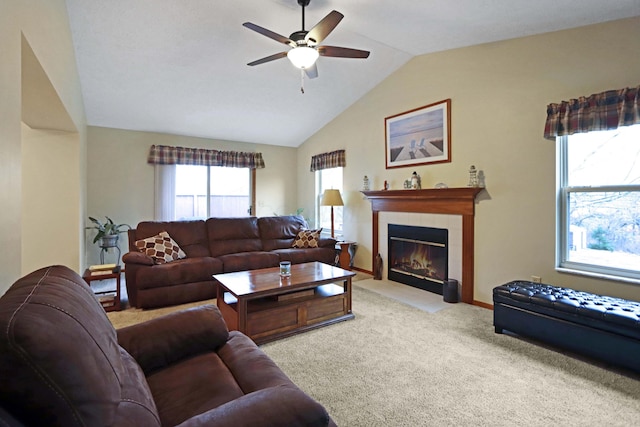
top-left (0, 265), bottom-right (335, 426)
top-left (124, 215), bottom-right (336, 309)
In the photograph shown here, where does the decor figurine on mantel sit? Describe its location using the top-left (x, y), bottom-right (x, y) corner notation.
top-left (362, 175), bottom-right (370, 191)
top-left (411, 171), bottom-right (421, 189)
top-left (468, 165), bottom-right (479, 187)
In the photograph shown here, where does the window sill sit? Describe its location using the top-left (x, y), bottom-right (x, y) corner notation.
top-left (556, 267), bottom-right (640, 286)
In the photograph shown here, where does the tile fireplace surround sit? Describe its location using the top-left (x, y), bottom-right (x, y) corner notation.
top-left (362, 188), bottom-right (484, 304)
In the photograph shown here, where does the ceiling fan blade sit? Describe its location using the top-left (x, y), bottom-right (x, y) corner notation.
top-left (243, 22), bottom-right (296, 47)
top-left (318, 45), bottom-right (370, 59)
top-left (247, 52), bottom-right (288, 66)
top-left (305, 10), bottom-right (343, 45)
top-left (305, 63), bottom-right (318, 79)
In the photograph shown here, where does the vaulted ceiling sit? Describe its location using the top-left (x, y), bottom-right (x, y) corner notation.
top-left (65, 0), bottom-right (640, 147)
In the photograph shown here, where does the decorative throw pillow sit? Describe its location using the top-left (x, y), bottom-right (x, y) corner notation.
top-left (135, 231), bottom-right (186, 264)
top-left (292, 229), bottom-right (322, 249)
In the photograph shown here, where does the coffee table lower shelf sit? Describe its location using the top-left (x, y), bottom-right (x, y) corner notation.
top-left (218, 284), bottom-right (353, 345)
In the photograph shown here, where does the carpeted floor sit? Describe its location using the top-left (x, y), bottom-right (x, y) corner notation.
top-left (108, 280), bottom-right (640, 426)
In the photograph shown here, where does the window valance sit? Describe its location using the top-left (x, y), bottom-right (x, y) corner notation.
top-left (310, 149), bottom-right (346, 172)
top-left (147, 145), bottom-right (265, 168)
top-left (544, 85), bottom-right (640, 140)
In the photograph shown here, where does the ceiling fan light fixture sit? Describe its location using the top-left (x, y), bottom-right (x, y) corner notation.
top-left (287, 46), bottom-right (319, 69)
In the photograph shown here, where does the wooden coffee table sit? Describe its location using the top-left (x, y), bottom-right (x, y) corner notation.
top-left (213, 262), bottom-right (355, 344)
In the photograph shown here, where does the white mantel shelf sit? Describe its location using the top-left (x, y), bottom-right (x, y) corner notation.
top-left (362, 187), bottom-right (484, 304)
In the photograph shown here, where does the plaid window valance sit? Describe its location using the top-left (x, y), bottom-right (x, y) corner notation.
top-left (147, 145), bottom-right (265, 168)
top-left (544, 85), bottom-right (640, 140)
top-left (310, 149), bottom-right (346, 172)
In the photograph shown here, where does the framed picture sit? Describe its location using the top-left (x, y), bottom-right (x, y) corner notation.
top-left (385, 99), bottom-right (451, 169)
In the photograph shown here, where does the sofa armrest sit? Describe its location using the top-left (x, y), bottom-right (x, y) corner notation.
top-left (176, 385), bottom-right (331, 427)
top-left (318, 237), bottom-right (337, 248)
top-left (117, 305), bottom-right (229, 375)
top-left (122, 251), bottom-right (155, 266)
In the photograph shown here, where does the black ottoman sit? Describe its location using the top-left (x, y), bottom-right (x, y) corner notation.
top-left (493, 280), bottom-right (640, 374)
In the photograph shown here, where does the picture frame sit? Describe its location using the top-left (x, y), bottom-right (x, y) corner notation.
top-left (385, 99), bottom-right (451, 169)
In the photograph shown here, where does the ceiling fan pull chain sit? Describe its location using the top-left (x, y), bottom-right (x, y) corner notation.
top-left (300, 68), bottom-right (305, 94)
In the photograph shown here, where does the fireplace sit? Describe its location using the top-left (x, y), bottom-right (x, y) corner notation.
top-left (362, 188), bottom-right (483, 303)
top-left (388, 224), bottom-right (448, 295)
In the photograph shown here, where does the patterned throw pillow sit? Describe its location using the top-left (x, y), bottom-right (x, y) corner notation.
top-left (135, 231), bottom-right (186, 264)
top-left (292, 229), bottom-right (322, 248)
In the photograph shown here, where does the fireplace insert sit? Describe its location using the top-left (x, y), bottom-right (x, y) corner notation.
top-left (388, 224), bottom-right (448, 294)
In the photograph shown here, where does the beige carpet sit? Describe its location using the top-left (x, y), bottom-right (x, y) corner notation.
top-left (108, 281), bottom-right (640, 426)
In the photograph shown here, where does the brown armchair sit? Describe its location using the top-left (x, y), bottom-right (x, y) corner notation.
top-left (0, 265), bottom-right (334, 426)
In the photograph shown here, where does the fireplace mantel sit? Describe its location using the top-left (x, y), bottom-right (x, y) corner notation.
top-left (362, 187), bottom-right (484, 304)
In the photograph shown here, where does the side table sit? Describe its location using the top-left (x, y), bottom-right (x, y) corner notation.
top-left (82, 267), bottom-right (122, 312)
top-left (336, 241), bottom-right (357, 270)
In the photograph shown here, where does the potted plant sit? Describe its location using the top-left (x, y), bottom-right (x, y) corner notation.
top-left (87, 216), bottom-right (131, 248)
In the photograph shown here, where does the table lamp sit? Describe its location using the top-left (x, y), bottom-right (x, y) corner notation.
top-left (321, 189), bottom-right (344, 238)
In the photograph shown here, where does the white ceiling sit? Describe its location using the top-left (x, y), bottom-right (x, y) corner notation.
top-left (64, 0), bottom-right (640, 147)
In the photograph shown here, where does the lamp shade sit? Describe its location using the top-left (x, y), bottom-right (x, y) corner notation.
top-left (287, 46), bottom-right (319, 69)
top-left (321, 189), bottom-right (344, 206)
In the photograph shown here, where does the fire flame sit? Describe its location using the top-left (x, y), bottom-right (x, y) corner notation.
top-left (392, 241), bottom-right (443, 280)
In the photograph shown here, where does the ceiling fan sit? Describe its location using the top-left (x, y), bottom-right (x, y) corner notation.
top-left (243, 0), bottom-right (370, 80)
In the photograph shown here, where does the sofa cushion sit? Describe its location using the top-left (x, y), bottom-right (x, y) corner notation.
top-left (134, 220), bottom-right (211, 258)
top-left (218, 252), bottom-right (280, 273)
top-left (146, 352), bottom-right (244, 427)
top-left (135, 257), bottom-right (223, 290)
top-left (258, 215), bottom-right (308, 251)
top-left (207, 217), bottom-right (263, 257)
top-left (135, 231), bottom-right (187, 264)
top-left (292, 229), bottom-right (322, 248)
top-left (117, 305), bottom-right (230, 375)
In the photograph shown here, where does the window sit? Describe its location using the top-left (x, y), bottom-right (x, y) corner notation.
top-left (175, 165), bottom-right (254, 220)
top-left (316, 167), bottom-right (343, 238)
top-left (557, 124), bottom-right (640, 281)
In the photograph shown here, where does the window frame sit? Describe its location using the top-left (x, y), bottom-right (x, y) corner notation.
top-left (556, 133), bottom-right (640, 283)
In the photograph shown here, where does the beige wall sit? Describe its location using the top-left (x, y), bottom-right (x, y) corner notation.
top-left (22, 125), bottom-right (81, 274)
top-left (0, 0), bottom-right (86, 295)
top-left (86, 126), bottom-right (298, 266)
top-left (299, 17), bottom-right (640, 304)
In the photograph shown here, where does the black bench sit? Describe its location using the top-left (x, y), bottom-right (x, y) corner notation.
top-left (493, 280), bottom-right (640, 374)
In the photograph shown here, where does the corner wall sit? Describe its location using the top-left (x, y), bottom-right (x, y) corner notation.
top-left (0, 0), bottom-right (86, 295)
top-left (298, 17), bottom-right (640, 304)
top-left (22, 125), bottom-right (81, 273)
